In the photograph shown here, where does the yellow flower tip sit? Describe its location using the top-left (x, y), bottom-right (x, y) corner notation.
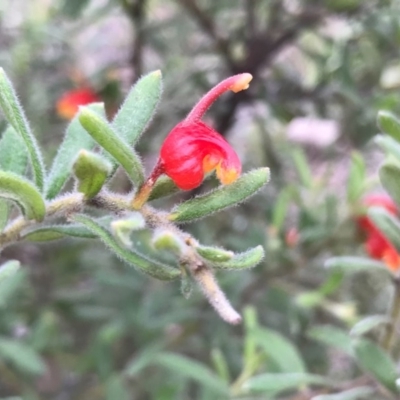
top-left (230, 73), bottom-right (253, 93)
top-left (202, 154), bottom-right (220, 174)
top-left (217, 165), bottom-right (240, 185)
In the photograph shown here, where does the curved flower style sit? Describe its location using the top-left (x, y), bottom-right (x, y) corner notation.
top-left (56, 87), bottom-right (100, 120)
top-left (357, 194), bottom-right (400, 272)
top-left (133, 73), bottom-right (252, 208)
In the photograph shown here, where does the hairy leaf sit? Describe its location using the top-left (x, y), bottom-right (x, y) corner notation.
top-left (72, 214), bottom-right (180, 281)
top-left (170, 168), bottom-right (270, 223)
top-left (0, 68), bottom-right (45, 191)
top-left (46, 103), bottom-right (106, 199)
top-left (0, 171), bottom-right (45, 221)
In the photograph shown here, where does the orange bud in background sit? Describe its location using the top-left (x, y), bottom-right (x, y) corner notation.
top-left (56, 87), bottom-right (100, 120)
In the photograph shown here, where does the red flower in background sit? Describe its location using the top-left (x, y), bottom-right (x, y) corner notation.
top-left (132, 73), bottom-right (253, 208)
top-left (56, 87), bottom-right (100, 120)
top-left (357, 194), bottom-right (400, 272)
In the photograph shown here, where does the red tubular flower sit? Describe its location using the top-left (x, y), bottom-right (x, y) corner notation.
top-left (56, 87), bottom-right (100, 120)
top-left (357, 194), bottom-right (400, 272)
top-left (132, 73), bottom-right (253, 208)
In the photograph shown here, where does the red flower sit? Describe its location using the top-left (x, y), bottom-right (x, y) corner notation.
top-left (132, 73), bottom-right (253, 208)
top-left (357, 194), bottom-right (400, 272)
top-left (56, 87), bottom-right (100, 120)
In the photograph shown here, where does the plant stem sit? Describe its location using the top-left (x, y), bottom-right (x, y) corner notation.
top-left (381, 277), bottom-right (400, 352)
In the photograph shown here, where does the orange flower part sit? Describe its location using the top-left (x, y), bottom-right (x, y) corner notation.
top-left (357, 194), bottom-right (400, 271)
top-left (56, 87), bottom-right (100, 120)
top-left (158, 73), bottom-right (252, 190)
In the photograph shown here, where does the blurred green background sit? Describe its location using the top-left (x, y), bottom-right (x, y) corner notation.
top-left (1, 0), bottom-right (400, 399)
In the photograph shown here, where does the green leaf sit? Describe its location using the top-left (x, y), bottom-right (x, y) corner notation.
top-left (209, 246), bottom-right (264, 270)
top-left (61, 0), bottom-right (91, 18)
top-left (367, 206), bottom-right (400, 252)
top-left (0, 260), bottom-right (20, 283)
top-left (347, 151), bottom-right (365, 203)
top-left (169, 168), bottom-right (270, 223)
top-left (350, 315), bottom-right (390, 337)
top-left (72, 214), bottom-right (180, 281)
top-left (46, 103), bottom-right (106, 199)
top-left (307, 325), bottom-right (353, 355)
top-left (0, 267), bottom-right (25, 307)
top-left (73, 150), bottom-right (111, 199)
top-left (252, 327), bottom-right (306, 373)
top-left (292, 148), bottom-right (312, 188)
top-left (272, 186), bottom-right (295, 230)
top-left (0, 126), bottom-right (29, 227)
top-left (324, 257), bottom-right (389, 275)
top-left (378, 110), bottom-right (400, 142)
top-left (79, 108), bottom-right (144, 187)
top-left (124, 342), bottom-right (165, 377)
top-left (0, 337), bottom-right (46, 375)
top-left (0, 171), bottom-right (45, 221)
top-left (311, 386), bottom-right (375, 400)
top-left (195, 245), bottom-right (233, 262)
top-left (0, 68), bottom-right (45, 191)
top-left (22, 224), bottom-right (97, 241)
top-left (379, 161), bottom-right (400, 206)
top-left (353, 338), bottom-right (399, 393)
top-left (375, 134), bottom-right (400, 162)
top-left (210, 348), bottom-right (230, 383)
top-left (153, 352), bottom-right (229, 395)
top-left (148, 175), bottom-right (180, 201)
top-left (105, 375), bottom-right (129, 400)
top-left (243, 373), bottom-right (333, 394)
top-left (0, 126), bottom-right (28, 175)
top-left (112, 70), bottom-right (162, 146)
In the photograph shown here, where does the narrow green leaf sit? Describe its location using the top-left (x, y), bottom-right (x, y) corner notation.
top-left (378, 110), bottom-right (400, 142)
top-left (0, 171), bottom-right (45, 221)
top-left (0, 68), bottom-right (45, 191)
top-left (195, 245), bottom-right (233, 262)
top-left (375, 135), bottom-right (400, 161)
top-left (0, 260), bottom-right (20, 283)
top-left (347, 151), bottom-right (365, 203)
top-left (324, 256), bottom-right (389, 275)
top-left (22, 224), bottom-right (97, 241)
top-left (292, 148), bottom-right (312, 188)
top-left (72, 214), bottom-right (180, 281)
top-left (73, 150), bottom-right (111, 199)
top-left (379, 161), bottom-right (400, 206)
top-left (153, 352), bottom-right (229, 395)
top-left (105, 375), bottom-right (129, 400)
top-left (46, 103), bottom-right (106, 199)
top-left (148, 175), bottom-right (180, 201)
top-left (210, 348), bottom-right (230, 383)
top-left (0, 267), bottom-right (25, 307)
top-left (350, 315), bottom-right (390, 337)
top-left (79, 108), bottom-right (144, 186)
top-left (0, 126), bottom-right (29, 227)
top-left (311, 386), bottom-right (375, 400)
top-left (170, 168), bottom-right (270, 223)
top-left (243, 373), bottom-right (333, 394)
top-left (307, 325), bottom-right (353, 355)
top-left (0, 337), bottom-right (46, 375)
top-left (0, 200), bottom-right (9, 231)
top-left (112, 70), bottom-right (162, 146)
top-left (124, 342), bottom-right (165, 377)
top-left (367, 207), bottom-right (400, 252)
top-left (272, 186), bottom-right (295, 230)
top-left (210, 246), bottom-right (264, 270)
top-left (0, 126), bottom-right (28, 175)
top-left (252, 327), bottom-right (306, 373)
top-left (353, 338), bottom-right (399, 393)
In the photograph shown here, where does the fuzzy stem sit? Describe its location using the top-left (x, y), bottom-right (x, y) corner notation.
top-left (131, 160), bottom-right (165, 209)
top-left (193, 266), bottom-right (242, 324)
top-left (381, 277), bottom-right (400, 352)
top-left (185, 73), bottom-right (253, 123)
